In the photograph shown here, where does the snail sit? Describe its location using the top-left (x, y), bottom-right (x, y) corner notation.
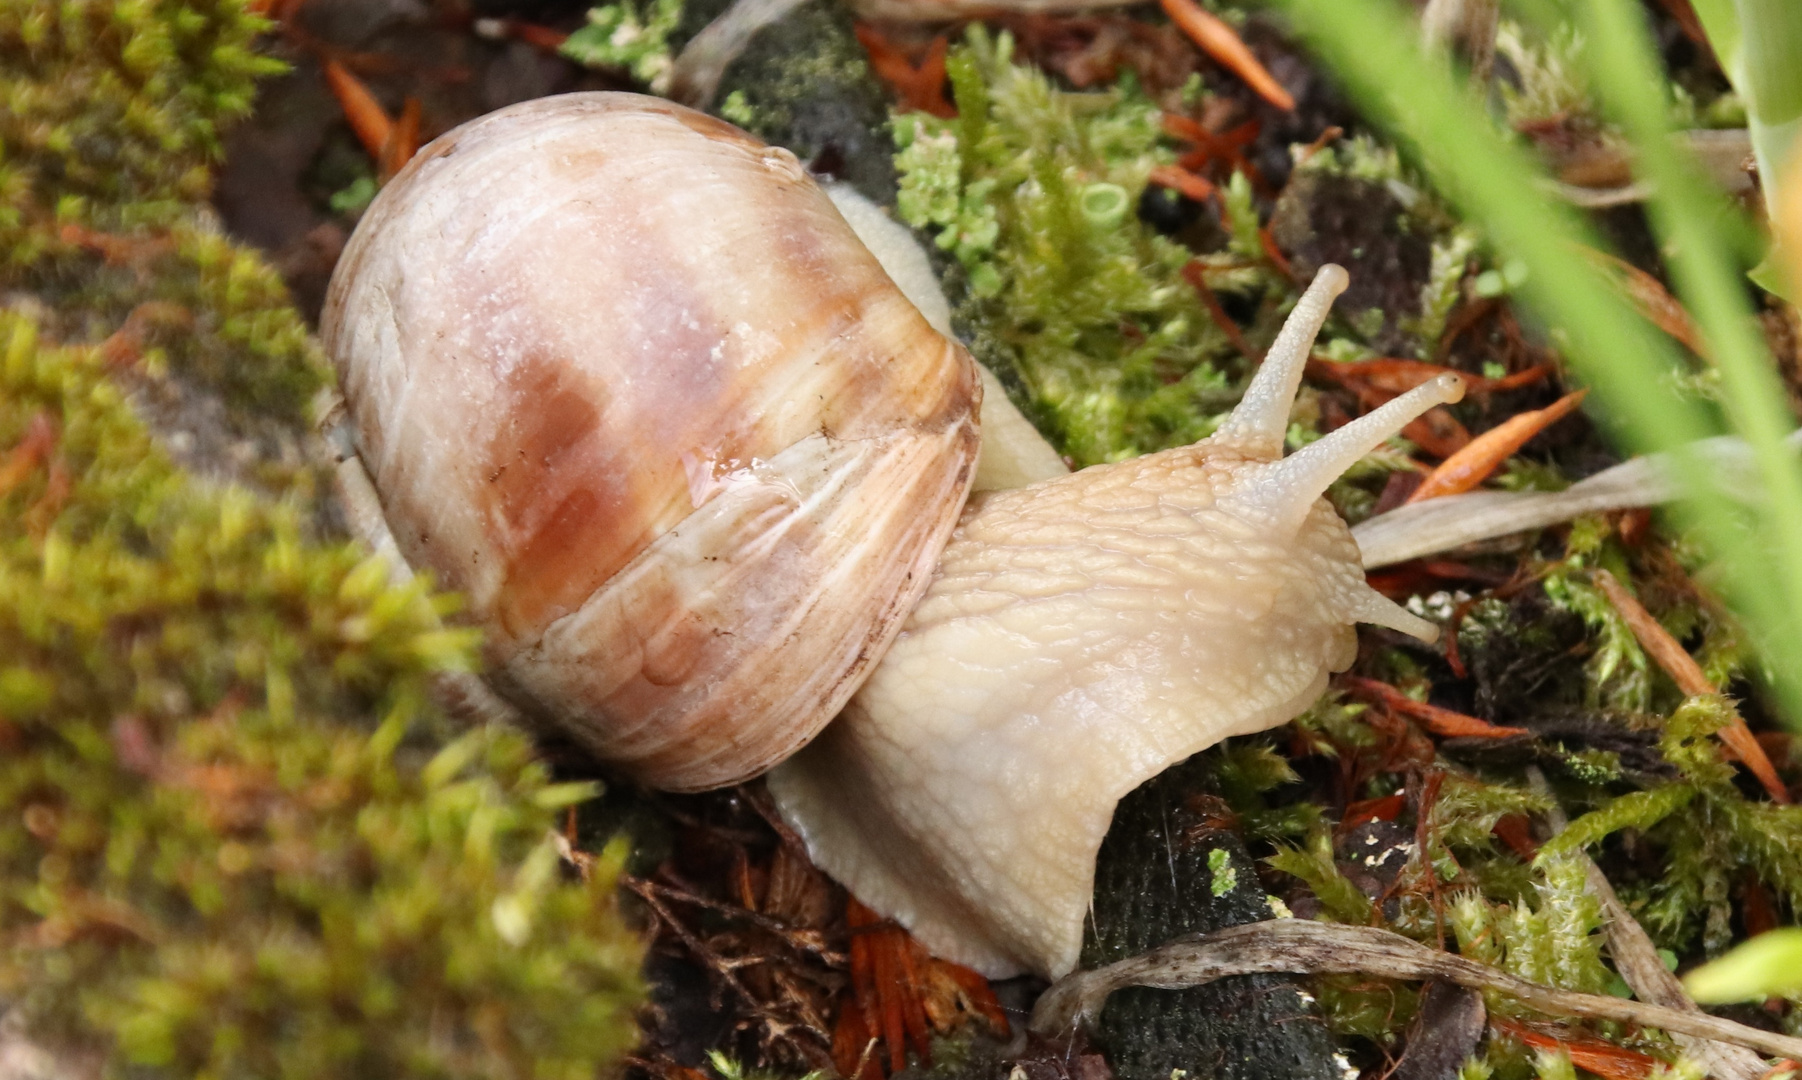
top-left (320, 92), bottom-right (1465, 981)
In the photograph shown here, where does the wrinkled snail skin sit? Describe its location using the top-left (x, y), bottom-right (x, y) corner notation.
top-left (768, 268), bottom-right (1466, 980)
top-left (320, 93), bottom-right (980, 791)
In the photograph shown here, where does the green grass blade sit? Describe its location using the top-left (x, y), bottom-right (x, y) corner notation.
top-left (1577, 0), bottom-right (1802, 706)
top-left (1268, 0), bottom-right (1802, 721)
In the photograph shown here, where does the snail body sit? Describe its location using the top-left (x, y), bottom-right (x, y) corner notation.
top-left (771, 308), bottom-right (1458, 975)
top-left (323, 92), bottom-right (1463, 980)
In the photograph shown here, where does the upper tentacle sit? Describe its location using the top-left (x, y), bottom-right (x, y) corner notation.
top-left (1222, 373), bottom-right (1467, 534)
top-left (1210, 264), bottom-right (1349, 460)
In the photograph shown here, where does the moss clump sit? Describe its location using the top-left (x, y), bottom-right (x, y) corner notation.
top-left (676, 0), bottom-right (897, 205)
top-left (0, 0), bottom-right (280, 243)
top-left (3, 2), bottom-right (327, 451)
top-left (562, 0), bottom-right (685, 89)
top-left (893, 27), bottom-right (1244, 466)
top-left (0, 1), bottom-right (645, 1073)
top-left (0, 310), bottom-right (642, 1076)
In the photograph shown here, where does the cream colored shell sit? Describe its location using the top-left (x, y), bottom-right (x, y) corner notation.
top-left (770, 268), bottom-right (1465, 978)
top-left (320, 93), bottom-right (979, 791)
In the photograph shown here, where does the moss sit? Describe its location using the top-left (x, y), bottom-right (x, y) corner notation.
top-left (0, 311), bottom-right (642, 1075)
top-left (1542, 517), bottom-right (1654, 713)
top-left (893, 27), bottom-right (1245, 465)
top-left (0, 2), bottom-right (645, 1073)
top-left (0, 0), bottom-right (281, 243)
top-left (692, 0), bottom-right (897, 205)
top-left (562, 0), bottom-right (685, 89)
top-left (2, 3), bottom-right (329, 467)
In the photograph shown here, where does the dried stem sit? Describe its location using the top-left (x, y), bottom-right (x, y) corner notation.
top-left (1030, 920), bottom-right (1802, 1063)
top-left (1527, 767), bottom-right (1767, 1080)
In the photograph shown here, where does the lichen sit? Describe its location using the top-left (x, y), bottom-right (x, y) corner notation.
top-left (0, 2), bottom-right (645, 1073)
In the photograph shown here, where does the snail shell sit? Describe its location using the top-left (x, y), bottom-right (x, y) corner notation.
top-left (321, 93), bottom-right (980, 791)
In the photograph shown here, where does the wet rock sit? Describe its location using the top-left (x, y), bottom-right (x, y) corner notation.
top-left (1082, 756), bottom-right (1343, 1080)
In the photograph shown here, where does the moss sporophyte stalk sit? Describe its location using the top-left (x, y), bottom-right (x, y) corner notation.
top-left (0, 3), bottom-right (642, 1074)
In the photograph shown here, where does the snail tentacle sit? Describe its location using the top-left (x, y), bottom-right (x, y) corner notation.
top-left (1223, 372), bottom-right (1467, 534)
top-left (1210, 263), bottom-right (1349, 459)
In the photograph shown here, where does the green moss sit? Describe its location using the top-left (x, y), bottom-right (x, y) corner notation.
top-left (0, 311), bottom-right (642, 1075)
top-left (563, 0), bottom-right (685, 89)
top-left (0, 0), bottom-right (281, 243)
top-left (893, 27), bottom-right (1246, 465)
top-left (0, 2), bottom-right (645, 1073)
top-left (1268, 826), bottom-right (1374, 924)
top-left (1448, 856), bottom-right (1611, 998)
top-left (1542, 518), bottom-right (1654, 713)
top-left (2, 2), bottom-right (329, 449)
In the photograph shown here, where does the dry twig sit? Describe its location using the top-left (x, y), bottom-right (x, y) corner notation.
top-left (1030, 920), bottom-right (1802, 1063)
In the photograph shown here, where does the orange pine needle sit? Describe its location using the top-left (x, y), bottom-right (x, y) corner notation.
top-left (1343, 792), bottom-right (1406, 826)
top-left (247, 0), bottom-right (306, 19)
top-left (1580, 245), bottom-right (1711, 360)
top-left (1158, 0), bottom-right (1295, 111)
top-left (1258, 225), bottom-right (1294, 279)
top-left (1593, 569), bottom-right (1790, 803)
top-left (854, 25), bottom-right (955, 118)
top-left (1492, 1018), bottom-right (1660, 1080)
top-left (1492, 813), bottom-right (1539, 859)
top-left (323, 59), bottom-right (394, 166)
top-left (831, 1005), bottom-right (881, 1080)
top-left (842, 895), bottom-right (1007, 1074)
top-left (380, 96), bottom-right (422, 180)
top-left (1308, 356), bottom-right (1552, 398)
top-left (1406, 389), bottom-right (1588, 503)
top-left (1182, 261), bottom-right (1255, 360)
top-left (510, 21), bottom-right (571, 52)
top-left (1342, 676), bottom-right (1530, 739)
top-left (1149, 164), bottom-right (1216, 203)
top-left (1305, 356), bottom-right (1553, 459)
